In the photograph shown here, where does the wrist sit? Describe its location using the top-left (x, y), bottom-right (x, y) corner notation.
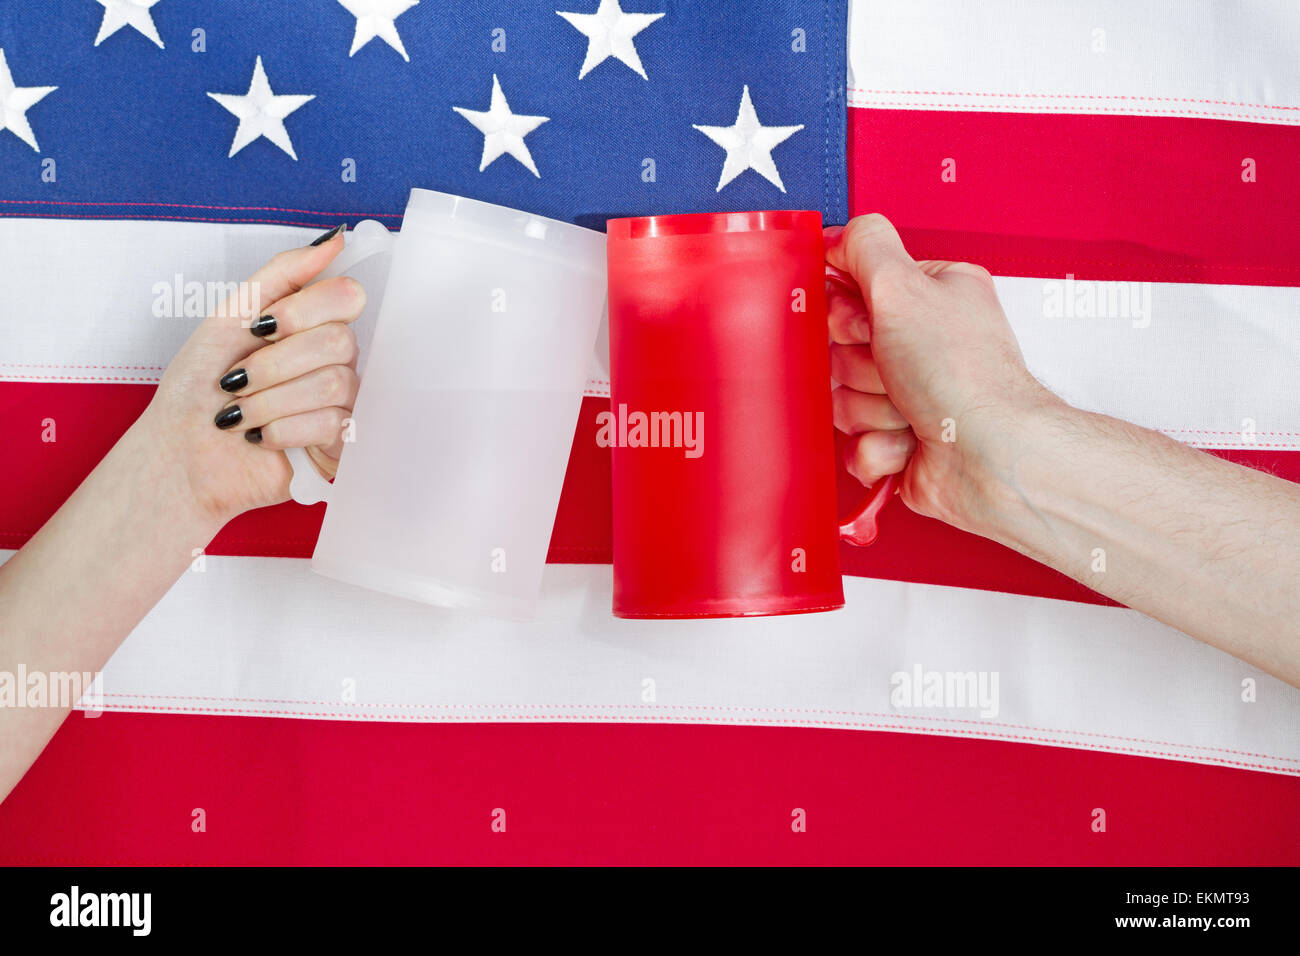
top-left (946, 385), bottom-right (1079, 546)
top-left (122, 407), bottom-right (236, 543)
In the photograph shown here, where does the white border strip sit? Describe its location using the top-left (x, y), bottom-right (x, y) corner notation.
top-left (848, 0), bottom-right (1300, 124)
top-left (2, 218), bottom-right (1297, 449)
top-left (22, 553), bottom-right (1296, 776)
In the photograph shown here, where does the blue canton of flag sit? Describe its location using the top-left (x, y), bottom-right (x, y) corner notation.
top-left (0, 0), bottom-right (848, 230)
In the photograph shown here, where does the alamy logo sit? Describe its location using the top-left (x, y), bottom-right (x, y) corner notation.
top-left (595, 403), bottom-right (704, 458)
top-left (1041, 273), bottom-right (1151, 328)
top-left (0, 665), bottom-right (100, 709)
top-left (890, 664), bottom-right (1000, 719)
top-left (152, 275), bottom-right (260, 319)
top-left (50, 886), bottom-right (151, 936)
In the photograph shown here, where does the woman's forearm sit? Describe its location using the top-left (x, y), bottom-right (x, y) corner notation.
top-left (0, 228), bottom-right (359, 802)
top-left (0, 406), bottom-right (227, 800)
top-left (972, 400), bottom-right (1300, 686)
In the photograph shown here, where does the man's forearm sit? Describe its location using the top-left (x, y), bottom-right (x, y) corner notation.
top-left (971, 400), bottom-right (1300, 685)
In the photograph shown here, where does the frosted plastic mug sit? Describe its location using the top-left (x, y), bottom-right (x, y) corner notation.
top-left (605, 210), bottom-right (895, 619)
top-left (288, 189), bottom-right (607, 618)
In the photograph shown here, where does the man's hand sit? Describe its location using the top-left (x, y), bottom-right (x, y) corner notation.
top-left (826, 213), bottom-right (1300, 687)
top-left (824, 213), bottom-right (1058, 537)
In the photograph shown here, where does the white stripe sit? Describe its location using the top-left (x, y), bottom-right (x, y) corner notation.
top-left (1001, 277), bottom-right (1300, 450)
top-left (848, 0), bottom-right (1300, 124)
top-left (10, 551), bottom-right (1293, 775)
top-left (0, 216), bottom-right (611, 396)
top-left (2, 217), bottom-right (1297, 449)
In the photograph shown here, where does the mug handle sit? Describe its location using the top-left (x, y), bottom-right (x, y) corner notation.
top-left (286, 219), bottom-right (397, 506)
top-left (825, 261), bottom-right (899, 546)
top-left (838, 473), bottom-right (898, 546)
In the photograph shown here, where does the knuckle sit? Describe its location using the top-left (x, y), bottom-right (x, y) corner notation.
top-left (269, 249), bottom-right (296, 272)
top-left (325, 322), bottom-right (358, 361)
top-left (884, 402), bottom-right (909, 429)
top-left (320, 365), bottom-right (355, 405)
top-left (847, 435), bottom-right (878, 476)
top-left (269, 300), bottom-right (296, 335)
top-left (867, 262), bottom-right (915, 306)
top-left (325, 407), bottom-right (350, 446)
top-left (846, 213), bottom-right (893, 243)
top-left (962, 262), bottom-right (991, 281)
top-left (263, 353), bottom-right (282, 384)
top-left (315, 276), bottom-right (366, 319)
top-left (267, 251), bottom-right (302, 291)
top-left (340, 276), bottom-right (367, 311)
top-left (868, 267), bottom-right (909, 308)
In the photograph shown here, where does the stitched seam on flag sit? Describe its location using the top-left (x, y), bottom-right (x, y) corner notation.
top-left (0, 369), bottom-right (613, 396)
top-left (0, 198), bottom-right (403, 217)
top-left (1168, 445), bottom-right (1300, 450)
top-left (847, 89), bottom-right (1300, 111)
top-left (0, 374), bottom-right (1289, 438)
top-left (0, 375), bottom-right (162, 383)
top-left (823, 0), bottom-right (830, 219)
top-left (1161, 429), bottom-right (1300, 436)
top-left (1, 364), bottom-right (167, 371)
top-left (0, 409), bottom-right (1291, 449)
top-left (845, 99), bottom-right (1300, 124)
top-left (89, 693), bottom-right (1300, 765)
top-left (0, 212), bottom-right (351, 227)
top-left (0, 533), bottom-right (613, 559)
top-left (0, 364), bottom-right (608, 379)
top-left (902, 258), bottom-right (1300, 276)
top-left (76, 705), bottom-right (1300, 773)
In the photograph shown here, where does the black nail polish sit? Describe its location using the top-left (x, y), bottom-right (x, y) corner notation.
top-left (214, 405), bottom-right (243, 429)
top-left (249, 315), bottom-right (277, 338)
top-left (244, 427), bottom-right (263, 444)
top-left (219, 368), bottom-right (248, 392)
top-left (310, 223), bottom-right (346, 246)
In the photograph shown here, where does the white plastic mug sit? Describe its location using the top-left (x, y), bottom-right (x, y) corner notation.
top-left (287, 188), bottom-right (608, 618)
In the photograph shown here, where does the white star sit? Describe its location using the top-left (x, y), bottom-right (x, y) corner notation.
top-left (692, 86), bottom-right (804, 193)
top-left (0, 49), bottom-right (57, 152)
top-left (92, 0), bottom-right (165, 49)
top-left (207, 57), bottom-right (315, 160)
top-left (556, 0), bottom-right (664, 80)
top-left (453, 74), bottom-right (550, 178)
top-left (338, 0), bottom-right (418, 62)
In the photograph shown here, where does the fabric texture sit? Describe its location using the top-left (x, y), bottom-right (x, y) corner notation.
top-left (0, 0), bottom-right (1297, 864)
top-left (0, 1), bottom-right (848, 224)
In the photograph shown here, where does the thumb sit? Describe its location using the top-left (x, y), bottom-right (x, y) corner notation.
top-left (217, 223), bottom-right (350, 330)
top-left (824, 214), bottom-right (918, 304)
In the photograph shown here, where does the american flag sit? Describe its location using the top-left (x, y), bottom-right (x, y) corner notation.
top-left (1, 0), bottom-right (1298, 864)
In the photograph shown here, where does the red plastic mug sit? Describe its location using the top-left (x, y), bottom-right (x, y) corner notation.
top-left (605, 210), bottom-right (895, 619)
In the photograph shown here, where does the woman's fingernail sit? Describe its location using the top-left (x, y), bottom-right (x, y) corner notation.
top-left (244, 427), bottom-right (263, 444)
top-left (214, 405), bottom-right (243, 429)
top-left (249, 315), bottom-right (277, 338)
top-left (823, 225), bottom-right (845, 242)
top-left (219, 368), bottom-right (248, 392)
top-left (310, 223), bottom-right (346, 246)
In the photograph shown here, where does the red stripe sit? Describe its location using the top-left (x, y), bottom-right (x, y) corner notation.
top-left (848, 109), bottom-right (1300, 285)
top-left (3, 382), bottom-right (1297, 607)
top-left (0, 383), bottom-right (611, 565)
top-left (1, 713), bottom-right (1296, 864)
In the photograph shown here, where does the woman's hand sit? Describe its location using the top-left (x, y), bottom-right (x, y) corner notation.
top-left (0, 223), bottom-right (366, 799)
top-left (141, 223), bottom-right (366, 526)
